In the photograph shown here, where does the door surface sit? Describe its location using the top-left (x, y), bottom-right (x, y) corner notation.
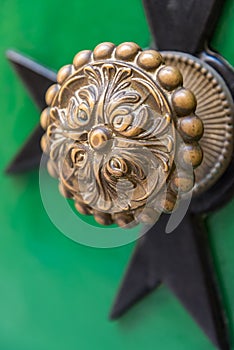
top-left (0, 0), bottom-right (234, 349)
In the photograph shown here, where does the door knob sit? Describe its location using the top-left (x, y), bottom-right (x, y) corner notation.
top-left (40, 42), bottom-right (204, 227)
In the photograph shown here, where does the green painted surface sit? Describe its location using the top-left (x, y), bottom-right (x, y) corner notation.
top-left (0, 0), bottom-right (234, 349)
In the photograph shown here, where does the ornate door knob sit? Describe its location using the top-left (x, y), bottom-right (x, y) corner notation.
top-left (40, 42), bottom-right (204, 227)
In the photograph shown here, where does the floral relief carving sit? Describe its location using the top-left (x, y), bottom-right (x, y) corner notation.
top-left (47, 63), bottom-right (175, 217)
top-left (41, 43), bottom-right (203, 227)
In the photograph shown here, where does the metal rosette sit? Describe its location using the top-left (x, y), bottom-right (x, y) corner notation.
top-left (40, 42), bottom-right (203, 227)
top-left (162, 51), bottom-right (234, 195)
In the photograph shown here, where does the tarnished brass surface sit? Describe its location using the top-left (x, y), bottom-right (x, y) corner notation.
top-left (41, 42), bottom-right (203, 227)
top-left (163, 52), bottom-right (234, 195)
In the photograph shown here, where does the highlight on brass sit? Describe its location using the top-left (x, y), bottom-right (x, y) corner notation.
top-left (163, 52), bottom-right (233, 194)
top-left (40, 42), bottom-right (203, 228)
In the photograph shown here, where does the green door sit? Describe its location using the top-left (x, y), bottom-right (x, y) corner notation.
top-left (0, 0), bottom-right (234, 349)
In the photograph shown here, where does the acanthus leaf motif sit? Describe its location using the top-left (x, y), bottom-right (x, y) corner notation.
top-left (48, 62), bottom-right (175, 217)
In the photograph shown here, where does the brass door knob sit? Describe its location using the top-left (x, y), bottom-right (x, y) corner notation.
top-left (40, 42), bottom-right (204, 227)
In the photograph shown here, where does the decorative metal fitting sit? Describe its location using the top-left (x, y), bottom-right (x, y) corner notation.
top-left (40, 42), bottom-right (203, 227)
top-left (163, 52), bottom-right (233, 195)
